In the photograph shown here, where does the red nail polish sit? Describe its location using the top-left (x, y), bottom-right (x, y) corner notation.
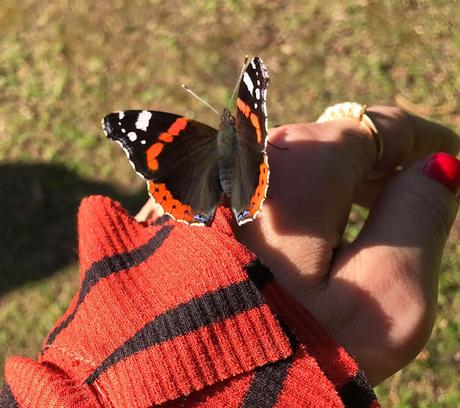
top-left (422, 153), bottom-right (460, 194)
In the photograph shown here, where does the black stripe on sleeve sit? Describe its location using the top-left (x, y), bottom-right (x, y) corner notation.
top-left (245, 259), bottom-right (299, 350)
top-left (152, 214), bottom-right (170, 226)
top-left (338, 371), bottom-right (377, 408)
top-left (0, 383), bottom-right (19, 408)
top-left (45, 225), bottom-right (173, 347)
top-left (241, 357), bottom-right (293, 408)
top-left (85, 278), bottom-right (266, 384)
top-left (244, 258), bottom-right (273, 289)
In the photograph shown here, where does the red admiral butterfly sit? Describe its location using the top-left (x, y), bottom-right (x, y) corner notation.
top-left (103, 56), bottom-right (269, 226)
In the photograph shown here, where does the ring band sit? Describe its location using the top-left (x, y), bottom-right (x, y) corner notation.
top-left (316, 102), bottom-right (383, 162)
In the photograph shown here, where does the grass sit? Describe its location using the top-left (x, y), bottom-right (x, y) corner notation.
top-left (1, 0), bottom-right (459, 405)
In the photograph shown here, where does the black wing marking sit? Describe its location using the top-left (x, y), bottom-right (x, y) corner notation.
top-left (103, 110), bottom-right (222, 224)
top-left (231, 57), bottom-right (270, 224)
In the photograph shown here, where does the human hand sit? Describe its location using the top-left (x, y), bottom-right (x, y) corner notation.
top-left (136, 106), bottom-right (460, 386)
top-left (236, 106), bottom-right (460, 385)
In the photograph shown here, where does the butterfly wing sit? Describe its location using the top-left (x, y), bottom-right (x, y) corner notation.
top-left (231, 57), bottom-right (270, 225)
top-left (103, 110), bottom-right (222, 225)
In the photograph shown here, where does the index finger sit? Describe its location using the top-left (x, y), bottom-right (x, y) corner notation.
top-left (356, 107), bottom-right (460, 207)
top-left (366, 106), bottom-right (460, 173)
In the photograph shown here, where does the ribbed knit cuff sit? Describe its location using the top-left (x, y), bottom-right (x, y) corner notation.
top-left (257, 268), bottom-right (379, 407)
top-left (39, 196), bottom-right (294, 406)
top-left (3, 357), bottom-right (100, 407)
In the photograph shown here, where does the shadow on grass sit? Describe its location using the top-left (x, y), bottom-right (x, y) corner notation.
top-left (0, 163), bottom-right (145, 296)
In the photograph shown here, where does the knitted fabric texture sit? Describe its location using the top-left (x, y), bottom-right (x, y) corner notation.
top-left (1, 196), bottom-right (380, 407)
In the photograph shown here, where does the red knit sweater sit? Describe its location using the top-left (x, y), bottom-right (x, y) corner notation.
top-left (1, 196), bottom-right (380, 407)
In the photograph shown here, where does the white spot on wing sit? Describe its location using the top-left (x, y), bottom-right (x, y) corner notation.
top-left (118, 112), bottom-right (125, 119)
top-left (101, 118), bottom-right (108, 136)
top-left (141, 139), bottom-right (146, 145)
top-left (254, 102), bottom-right (258, 109)
top-left (128, 131), bottom-right (137, 141)
top-left (251, 59), bottom-right (257, 69)
top-left (135, 110), bottom-right (152, 131)
top-left (121, 128), bottom-right (126, 133)
top-left (255, 88), bottom-right (261, 100)
top-left (243, 72), bottom-right (254, 96)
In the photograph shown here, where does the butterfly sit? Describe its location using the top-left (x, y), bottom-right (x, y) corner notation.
top-left (102, 56), bottom-right (270, 226)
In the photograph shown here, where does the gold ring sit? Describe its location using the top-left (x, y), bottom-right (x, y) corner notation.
top-left (316, 102), bottom-right (383, 163)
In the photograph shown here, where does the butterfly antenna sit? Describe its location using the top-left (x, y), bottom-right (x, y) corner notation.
top-left (267, 141), bottom-right (289, 150)
top-left (229, 55), bottom-right (249, 105)
top-left (181, 84), bottom-right (220, 116)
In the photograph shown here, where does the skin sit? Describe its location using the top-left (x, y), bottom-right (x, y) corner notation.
top-left (136, 106), bottom-right (460, 386)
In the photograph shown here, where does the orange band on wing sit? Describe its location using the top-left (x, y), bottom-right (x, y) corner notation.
top-left (237, 97), bottom-right (251, 118)
top-left (145, 118), bottom-right (189, 172)
top-left (249, 158), bottom-right (269, 216)
top-left (249, 113), bottom-right (262, 145)
top-left (237, 98), bottom-right (262, 145)
top-left (146, 143), bottom-right (164, 171)
top-left (159, 132), bottom-right (174, 143)
top-left (168, 117), bottom-right (188, 136)
top-left (148, 181), bottom-right (195, 223)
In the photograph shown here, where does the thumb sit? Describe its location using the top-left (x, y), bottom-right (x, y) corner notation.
top-left (135, 197), bottom-right (165, 223)
top-left (352, 152), bottom-right (459, 264)
top-left (355, 152), bottom-right (460, 255)
top-left (332, 152), bottom-right (460, 383)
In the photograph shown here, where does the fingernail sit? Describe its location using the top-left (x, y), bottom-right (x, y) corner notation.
top-left (422, 153), bottom-right (460, 194)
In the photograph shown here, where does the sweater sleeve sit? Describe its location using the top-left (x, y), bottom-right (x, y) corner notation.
top-left (1, 196), bottom-right (379, 408)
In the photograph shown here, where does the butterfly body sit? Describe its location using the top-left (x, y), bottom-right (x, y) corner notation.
top-left (217, 108), bottom-right (238, 197)
top-left (103, 57), bottom-right (269, 226)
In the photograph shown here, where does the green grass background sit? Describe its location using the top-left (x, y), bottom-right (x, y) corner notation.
top-left (1, 1), bottom-right (459, 406)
